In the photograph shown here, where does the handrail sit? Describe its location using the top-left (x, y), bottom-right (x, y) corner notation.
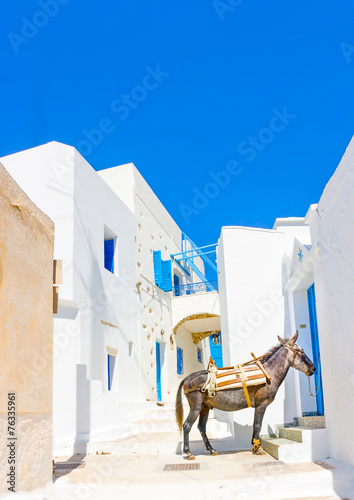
top-left (173, 280), bottom-right (218, 297)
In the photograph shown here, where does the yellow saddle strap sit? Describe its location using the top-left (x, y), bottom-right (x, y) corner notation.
top-left (236, 364), bottom-right (252, 407)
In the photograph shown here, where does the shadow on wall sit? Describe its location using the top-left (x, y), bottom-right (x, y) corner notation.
top-left (55, 364), bottom-right (91, 478)
top-left (213, 408), bottom-right (234, 436)
top-left (233, 421), bottom-right (253, 449)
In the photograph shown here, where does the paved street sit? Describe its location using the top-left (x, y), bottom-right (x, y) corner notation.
top-left (47, 450), bottom-right (354, 499)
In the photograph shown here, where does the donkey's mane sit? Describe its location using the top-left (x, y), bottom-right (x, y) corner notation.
top-left (259, 342), bottom-right (285, 363)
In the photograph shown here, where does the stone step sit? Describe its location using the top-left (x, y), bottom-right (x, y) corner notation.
top-left (87, 431), bottom-right (239, 456)
top-left (129, 405), bottom-right (233, 439)
top-left (131, 416), bottom-right (233, 436)
top-left (261, 437), bottom-right (304, 462)
top-left (279, 426), bottom-right (305, 443)
top-left (141, 407), bottom-right (190, 421)
top-left (263, 426), bottom-right (329, 463)
top-left (297, 416), bottom-right (326, 428)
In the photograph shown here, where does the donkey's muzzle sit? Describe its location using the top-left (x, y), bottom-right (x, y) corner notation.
top-left (307, 365), bottom-right (316, 376)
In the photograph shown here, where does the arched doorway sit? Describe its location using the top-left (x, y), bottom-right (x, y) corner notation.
top-left (172, 313), bottom-right (221, 378)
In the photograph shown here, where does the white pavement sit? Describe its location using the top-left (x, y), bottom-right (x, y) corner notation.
top-left (2, 451), bottom-right (354, 500)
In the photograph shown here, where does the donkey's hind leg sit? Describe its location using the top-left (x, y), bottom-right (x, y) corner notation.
top-left (198, 405), bottom-right (218, 456)
top-left (183, 394), bottom-right (203, 460)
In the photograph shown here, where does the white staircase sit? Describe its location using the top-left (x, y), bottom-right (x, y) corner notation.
top-left (261, 416), bottom-right (329, 463)
top-left (87, 403), bottom-right (238, 455)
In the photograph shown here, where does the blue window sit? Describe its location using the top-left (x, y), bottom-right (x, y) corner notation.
top-left (107, 354), bottom-right (116, 391)
top-left (174, 274), bottom-right (180, 296)
top-left (104, 239), bottom-right (115, 274)
top-left (197, 348), bottom-right (202, 363)
top-left (153, 251), bottom-right (172, 292)
top-left (177, 347), bottom-right (184, 375)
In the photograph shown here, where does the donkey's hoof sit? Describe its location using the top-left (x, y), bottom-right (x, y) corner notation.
top-left (255, 446), bottom-right (266, 456)
top-left (186, 454), bottom-right (196, 460)
top-left (210, 450), bottom-right (219, 456)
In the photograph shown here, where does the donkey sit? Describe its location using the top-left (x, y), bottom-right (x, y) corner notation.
top-left (175, 332), bottom-right (316, 459)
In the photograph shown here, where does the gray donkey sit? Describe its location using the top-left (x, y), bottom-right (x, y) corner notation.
top-left (175, 332), bottom-right (316, 459)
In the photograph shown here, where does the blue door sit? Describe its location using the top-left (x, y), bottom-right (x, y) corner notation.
top-left (156, 342), bottom-right (162, 402)
top-left (307, 284), bottom-right (324, 415)
top-left (209, 332), bottom-right (223, 367)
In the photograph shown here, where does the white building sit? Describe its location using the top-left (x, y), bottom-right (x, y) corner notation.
top-left (1, 142), bottom-right (220, 455)
top-left (2, 136), bottom-right (354, 467)
top-left (217, 137), bottom-right (354, 465)
top-left (286, 137), bottom-right (354, 466)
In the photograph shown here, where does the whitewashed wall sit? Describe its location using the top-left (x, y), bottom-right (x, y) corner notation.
top-left (218, 226), bottom-right (287, 446)
top-left (99, 163), bottom-right (206, 403)
top-left (1, 141), bottom-right (215, 456)
top-left (274, 218), bottom-right (317, 419)
top-left (310, 136), bottom-right (354, 466)
top-left (1, 142), bottom-right (143, 454)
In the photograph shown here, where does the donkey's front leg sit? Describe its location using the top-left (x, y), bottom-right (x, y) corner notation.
top-left (252, 403), bottom-right (268, 455)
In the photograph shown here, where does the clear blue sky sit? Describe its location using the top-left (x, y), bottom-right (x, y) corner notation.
top-left (1, 0), bottom-right (354, 248)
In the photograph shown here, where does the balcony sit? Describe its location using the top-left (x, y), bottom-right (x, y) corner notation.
top-left (172, 280), bottom-right (218, 297)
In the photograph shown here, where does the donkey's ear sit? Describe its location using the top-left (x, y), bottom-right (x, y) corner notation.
top-left (277, 335), bottom-right (285, 345)
top-left (289, 331), bottom-right (299, 345)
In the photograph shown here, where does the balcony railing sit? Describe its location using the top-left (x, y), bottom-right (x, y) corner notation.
top-left (173, 280), bottom-right (218, 297)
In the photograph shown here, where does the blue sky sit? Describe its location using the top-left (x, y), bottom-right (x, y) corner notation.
top-left (1, 0), bottom-right (354, 249)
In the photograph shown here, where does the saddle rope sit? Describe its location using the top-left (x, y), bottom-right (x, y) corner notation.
top-left (201, 361), bottom-right (218, 397)
top-left (308, 358), bottom-right (322, 397)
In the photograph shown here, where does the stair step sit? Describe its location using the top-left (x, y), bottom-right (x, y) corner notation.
top-left (128, 418), bottom-right (233, 438)
top-left (297, 416), bottom-right (326, 429)
top-left (279, 427), bottom-right (304, 443)
top-left (141, 406), bottom-right (189, 420)
top-left (129, 405), bottom-right (232, 438)
top-left (261, 437), bottom-right (304, 461)
top-left (263, 425), bottom-right (329, 463)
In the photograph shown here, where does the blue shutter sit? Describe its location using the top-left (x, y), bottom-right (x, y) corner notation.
top-left (177, 347), bottom-right (184, 375)
top-left (153, 251), bottom-right (162, 287)
top-left (161, 259), bottom-right (172, 292)
top-left (104, 239), bottom-right (115, 273)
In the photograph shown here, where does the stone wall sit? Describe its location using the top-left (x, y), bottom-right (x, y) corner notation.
top-left (0, 162), bottom-right (54, 493)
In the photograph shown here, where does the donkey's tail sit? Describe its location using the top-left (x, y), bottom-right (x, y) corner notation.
top-left (175, 379), bottom-right (185, 432)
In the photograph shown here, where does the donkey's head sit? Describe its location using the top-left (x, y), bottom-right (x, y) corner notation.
top-left (277, 332), bottom-right (316, 376)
